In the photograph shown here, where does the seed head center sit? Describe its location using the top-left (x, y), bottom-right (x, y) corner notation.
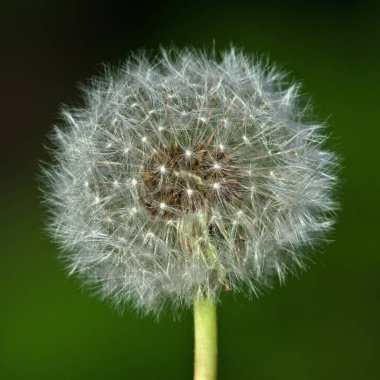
top-left (140, 144), bottom-right (241, 218)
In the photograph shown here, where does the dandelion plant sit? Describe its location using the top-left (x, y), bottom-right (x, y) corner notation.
top-left (43, 47), bottom-right (338, 380)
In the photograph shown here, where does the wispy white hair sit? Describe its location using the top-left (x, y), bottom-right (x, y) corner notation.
top-left (43, 47), bottom-right (338, 314)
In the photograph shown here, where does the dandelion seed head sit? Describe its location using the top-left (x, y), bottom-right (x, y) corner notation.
top-left (43, 47), bottom-right (338, 314)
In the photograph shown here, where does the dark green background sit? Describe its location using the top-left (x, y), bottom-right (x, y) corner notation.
top-left (1, 1), bottom-right (379, 379)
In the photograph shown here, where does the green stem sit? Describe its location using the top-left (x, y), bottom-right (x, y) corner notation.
top-left (193, 297), bottom-right (217, 380)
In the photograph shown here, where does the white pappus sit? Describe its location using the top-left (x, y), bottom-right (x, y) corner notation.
top-left (43, 47), bottom-right (338, 314)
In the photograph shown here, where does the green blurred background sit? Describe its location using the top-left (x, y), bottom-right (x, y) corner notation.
top-left (1, 0), bottom-right (379, 379)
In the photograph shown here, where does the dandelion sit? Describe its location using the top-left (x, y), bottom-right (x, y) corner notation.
top-left (43, 47), bottom-right (338, 380)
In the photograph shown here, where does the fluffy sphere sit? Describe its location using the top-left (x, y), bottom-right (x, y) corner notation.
top-left (44, 48), bottom-right (338, 313)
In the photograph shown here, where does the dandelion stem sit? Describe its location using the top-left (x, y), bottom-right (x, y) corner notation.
top-left (193, 297), bottom-right (217, 380)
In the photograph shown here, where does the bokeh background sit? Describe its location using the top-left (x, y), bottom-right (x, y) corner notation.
top-left (1, 0), bottom-right (379, 379)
